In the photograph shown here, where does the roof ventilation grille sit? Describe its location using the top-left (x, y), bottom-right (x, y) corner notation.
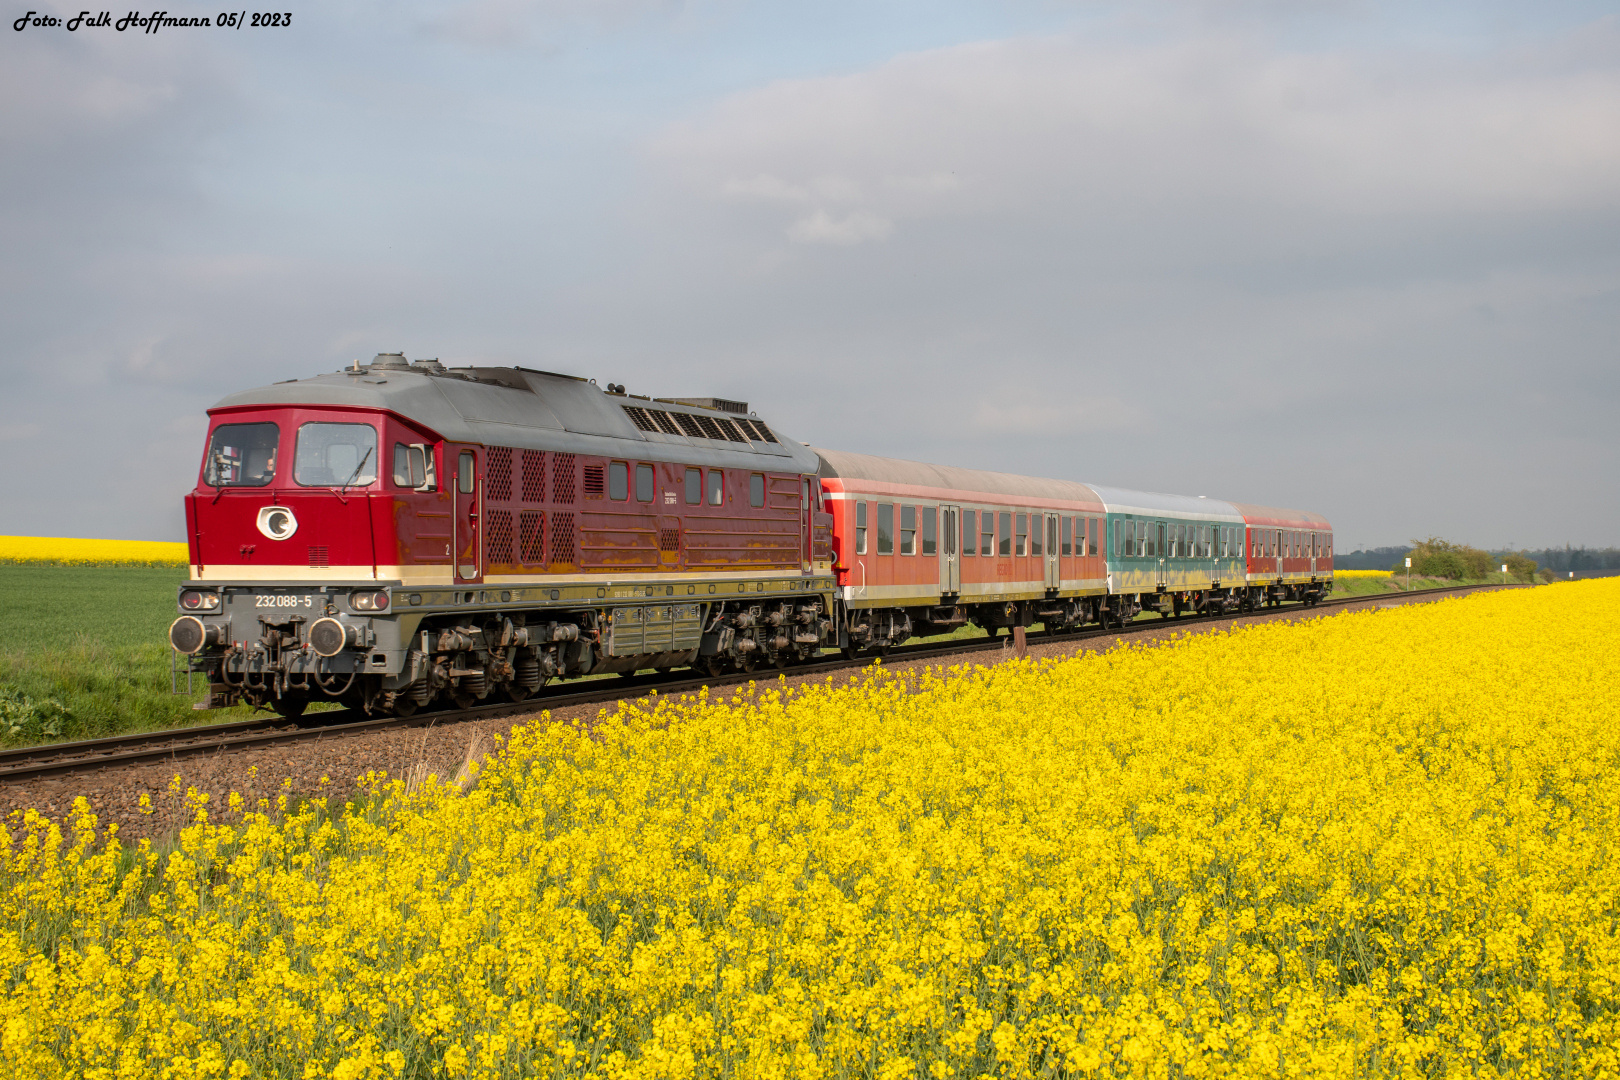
top-left (661, 397), bottom-right (748, 415)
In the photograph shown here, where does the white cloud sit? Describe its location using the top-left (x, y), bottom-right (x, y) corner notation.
top-left (654, 28), bottom-right (1620, 252)
top-left (786, 209), bottom-right (893, 245)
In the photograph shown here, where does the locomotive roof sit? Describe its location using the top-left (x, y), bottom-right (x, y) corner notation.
top-left (814, 448), bottom-right (1103, 505)
top-left (210, 358), bottom-right (822, 473)
top-left (1083, 485), bottom-right (1243, 523)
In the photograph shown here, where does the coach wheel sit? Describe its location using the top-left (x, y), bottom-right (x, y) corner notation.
top-left (272, 696), bottom-right (308, 720)
top-left (391, 695), bottom-right (419, 717)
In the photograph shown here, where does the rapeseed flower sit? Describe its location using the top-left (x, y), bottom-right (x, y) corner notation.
top-left (3, 580), bottom-right (1617, 1077)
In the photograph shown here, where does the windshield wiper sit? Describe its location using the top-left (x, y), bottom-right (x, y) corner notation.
top-left (337, 447), bottom-right (374, 500)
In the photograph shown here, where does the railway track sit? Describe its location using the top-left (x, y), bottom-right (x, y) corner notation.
top-left (0, 582), bottom-right (1523, 784)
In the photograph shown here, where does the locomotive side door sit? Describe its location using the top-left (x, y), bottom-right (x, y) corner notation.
top-left (1045, 515), bottom-right (1060, 589)
top-left (940, 505), bottom-right (960, 594)
top-left (801, 477), bottom-right (813, 572)
top-left (454, 448), bottom-right (482, 584)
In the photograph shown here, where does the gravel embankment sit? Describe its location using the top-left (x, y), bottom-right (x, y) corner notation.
top-left (0, 588), bottom-right (1504, 845)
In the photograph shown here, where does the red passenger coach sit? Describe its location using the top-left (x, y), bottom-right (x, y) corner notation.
top-left (816, 449), bottom-right (1112, 650)
top-left (1230, 502), bottom-right (1334, 606)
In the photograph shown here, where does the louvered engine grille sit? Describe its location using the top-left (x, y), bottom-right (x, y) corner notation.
top-left (521, 450), bottom-right (546, 502)
top-left (549, 512), bottom-right (577, 567)
top-left (486, 447), bottom-right (513, 502)
top-left (551, 454), bottom-right (576, 504)
top-left (519, 510), bottom-right (545, 564)
top-left (485, 510), bottom-right (514, 563)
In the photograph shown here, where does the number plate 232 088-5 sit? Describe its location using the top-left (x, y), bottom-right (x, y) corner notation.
top-left (254, 593), bottom-right (317, 610)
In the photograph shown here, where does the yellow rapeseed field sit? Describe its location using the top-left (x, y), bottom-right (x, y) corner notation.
top-left (3, 581), bottom-right (1618, 1078)
top-left (1332, 569), bottom-right (1393, 579)
top-left (0, 535), bottom-right (188, 566)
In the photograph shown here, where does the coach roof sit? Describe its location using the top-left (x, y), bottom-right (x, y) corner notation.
top-left (815, 448), bottom-right (1103, 505)
top-left (1085, 485), bottom-right (1243, 523)
top-left (210, 357), bottom-right (821, 472)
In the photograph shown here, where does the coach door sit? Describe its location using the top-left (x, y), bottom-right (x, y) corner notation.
top-left (1045, 515), bottom-right (1060, 589)
top-left (454, 448), bottom-right (482, 584)
top-left (940, 505), bottom-right (960, 594)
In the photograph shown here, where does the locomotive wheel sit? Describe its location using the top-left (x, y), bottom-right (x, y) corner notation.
top-left (507, 684), bottom-right (531, 702)
top-left (841, 645), bottom-right (859, 661)
top-left (700, 657), bottom-right (725, 679)
top-left (391, 696), bottom-right (419, 717)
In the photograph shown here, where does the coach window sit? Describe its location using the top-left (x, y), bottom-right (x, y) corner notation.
top-left (855, 501), bottom-right (868, 555)
top-left (962, 510), bottom-right (976, 556)
top-left (1114, 521), bottom-right (1124, 557)
top-left (1031, 515), bottom-right (1043, 557)
top-left (982, 513), bottom-right (996, 557)
top-left (295, 422), bottom-right (378, 488)
top-left (1061, 516), bottom-right (1072, 557)
top-left (900, 505), bottom-right (917, 555)
top-left (750, 473), bottom-right (765, 508)
top-left (877, 503), bottom-right (895, 555)
top-left (708, 469), bottom-right (724, 506)
top-left (1088, 517), bottom-right (1098, 558)
top-left (608, 461), bottom-right (629, 501)
top-left (997, 512), bottom-right (1012, 557)
top-left (1015, 514), bottom-right (1028, 557)
top-left (685, 467), bottom-right (702, 505)
top-left (921, 507), bottom-right (937, 556)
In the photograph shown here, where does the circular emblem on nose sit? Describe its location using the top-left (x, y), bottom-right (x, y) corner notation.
top-left (257, 505), bottom-right (298, 541)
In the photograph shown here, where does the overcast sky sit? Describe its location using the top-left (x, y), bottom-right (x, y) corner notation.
top-left (2, 0), bottom-right (1616, 550)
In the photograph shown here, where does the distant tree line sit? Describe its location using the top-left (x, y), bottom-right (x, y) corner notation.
top-left (1336, 541), bottom-right (1620, 581)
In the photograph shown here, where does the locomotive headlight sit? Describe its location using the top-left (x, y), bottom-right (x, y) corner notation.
top-left (179, 590), bottom-right (220, 611)
top-left (350, 590), bottom-right (389, 611)
top-left (256, 505), bottom-right (298, 541)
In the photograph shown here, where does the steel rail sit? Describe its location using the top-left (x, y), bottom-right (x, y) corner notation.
top-left (0, 582), bottom-right (1524, 784)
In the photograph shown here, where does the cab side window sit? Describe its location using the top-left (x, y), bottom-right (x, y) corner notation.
top-left (685, 467), bottom-right (702, 505)
top-left (749, 473), bottom-right (765, 508)
top-left (392, 443), bottom-right (435, 490)
top-left (636, 463), bottom-right (654, 503)
top-left (609, 461), bottom-right (629, 501)
top-left (708, 469), bottom-right (724, 506)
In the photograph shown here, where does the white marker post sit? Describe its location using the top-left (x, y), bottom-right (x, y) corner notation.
top-left (1501, 563), bottom-right (1508, 585)
top-left (1406, 556), bottom-right (1412, 592)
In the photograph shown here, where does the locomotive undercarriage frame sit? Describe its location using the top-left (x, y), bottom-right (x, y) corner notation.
top-left (184, 590), bottom-right (837, 718)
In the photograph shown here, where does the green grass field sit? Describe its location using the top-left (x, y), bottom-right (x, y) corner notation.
top-left (0, 565), bottom-right (262, 745)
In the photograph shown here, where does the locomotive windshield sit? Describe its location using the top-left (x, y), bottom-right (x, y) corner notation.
top-left (294, 422), bottom-right (378, 487)
top-left (204, 422), bottom-right (279, 487)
